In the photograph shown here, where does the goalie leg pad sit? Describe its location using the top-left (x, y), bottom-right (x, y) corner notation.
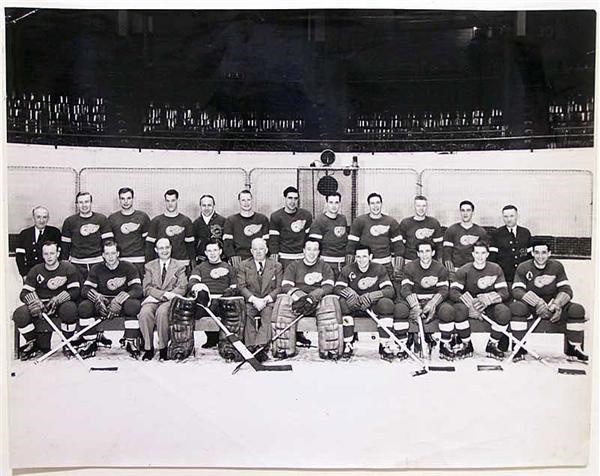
top-left (271, 295), bottom-right (298, 358)
top-left (167, 297), bottom-right (196, 361)
top-left (316, 295), bottom-right (343, 359)
top-left (216, 297), bottom-right (246, 361)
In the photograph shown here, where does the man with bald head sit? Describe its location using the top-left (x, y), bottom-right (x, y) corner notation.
top-left (15, 206), bottom-right (62, 279)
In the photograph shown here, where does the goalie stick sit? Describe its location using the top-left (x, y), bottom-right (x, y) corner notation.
top-left (197, 303), bottom-right (292, 372)
top-left (416, 311), bottom-right (455, 372)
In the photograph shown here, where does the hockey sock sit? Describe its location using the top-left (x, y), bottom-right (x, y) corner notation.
top-left (454, 320), bottom-right (471, 340)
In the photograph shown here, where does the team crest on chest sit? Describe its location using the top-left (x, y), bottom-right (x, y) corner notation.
top-left (534, 274), bottom-right (556, 288)
top-left (80, 223), bottom-right (100, 236)
top-left (107, 276), bottom-right (127, 291)
top-left (210, 267), bottom-right (229, 279)
top-left (304, 272), bottom-right (323, 285)
top-left (290, 219), bottom-right (307, 233)
top-left (420, 276), bottom-right (438, 288)
top-left (357, 276), bottom-right (378, 290)
top-left (333, 226), bottom-right (346, 237)
top-left (165, 225), bottom-right (185, 237)
top-left (47, 276), bottom-right (67, 290)
top-left (121, 222), bottom-right (140, 234)
top-left (244, 224), bottom-right (262, 237)
top-left (477, 275), bottom-right (497, 289)
top-left (459, 234), bottom-right (480, 246)
top-left (415, 228), bottom-right (434, 240)
top-left (370, 224), bottom-right (390, 237)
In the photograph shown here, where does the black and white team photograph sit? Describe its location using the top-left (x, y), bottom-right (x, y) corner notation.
top-left (0, 3), bottom-right (597, 476)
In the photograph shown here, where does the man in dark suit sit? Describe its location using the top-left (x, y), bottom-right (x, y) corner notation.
top-left (138, 237), bottom-right (188, 361)
top-left (237, 237), bottom-right (283, 357)
top-left (15, 206), bottom-right (62, 279)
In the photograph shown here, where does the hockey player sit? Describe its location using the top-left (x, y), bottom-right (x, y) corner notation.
top-left (334, 244), bottom-right (396, 360)
top-left (61, 192), bottom-right (114, 281)
top-left (308, 192), bottom-right (348, 280)
top-left (108, 187), bottom-right (150, 277)
top-left (12, 241), bottom-right (80, 360)
top-left (237, 238), bottom-right (283, 357)
top-left (273, 237), bottom-right (341, 360)
top-left (449, 241), bottom-right (511, 360)
top-left (395, 240), bottom-right (456, 360)
top-left (399, 196), bottom-right (443, 261)
top-left (443, 200), bottom-right (489, 274)
top-left (15, 206), bottom-right (62, 280)
top-left (187, 238), bottom-right (239, 356)
top-left (145, 189), bottom-right (195, 267)
top-left (347, 193), bottom-right (404, 280)
top-left (139, 237), bottom-right (188, 361)
top-left (78, 240), bottom-right (143, 359)
top-left (510, 240), bottom-right (587, 362)
top-left (223, 190), bottom-right (270, 268)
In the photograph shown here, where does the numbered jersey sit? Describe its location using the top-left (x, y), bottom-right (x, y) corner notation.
top-left (269, 208), bottom-right (313, 259)
top-left (336, 262), bottom-right (393, 295)
top-left (309, 213), bottom-right (348, 261)
top-left (347, 214), bottom-right (404, 263)
top-left (281, 259), bottom-right (335, 294)
top-left (108, 210), bottom-right (150, 261)
top-left (399, 216), bottom-right (443, 260)
top-left (443, 223), bottom-right (489, 267)
top-left (83, 261), bottom-right (142, 298)
top-left (21, 261), bottom-right (80, 302)
top-left (512, 259), bottom-right (572, 302)
top-left (451, 262), bottom-right (508, 300)
top-left (400, 260), bottom-right (449, 300)
top-left (188, 261), bottom-right (236, 295)
top-left (223, 212), bottom-right (270, 259)
top-left (61, 212), bottom-right (113, 264)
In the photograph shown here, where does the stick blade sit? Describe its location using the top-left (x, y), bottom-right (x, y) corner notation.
top-left (558, 368), bottom-right (586, 375)
top-left (478, 364), bottom-right (503, 371)
top-left (429, 365), bottom-right (455, 372)
top-left (256, 363), bottom-right (293, 372)
top-left (90, 367), bottom-right (118, 372)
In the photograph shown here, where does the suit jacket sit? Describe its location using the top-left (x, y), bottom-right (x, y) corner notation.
top-left (489, 225), bottom-right (532, 282)
top-left (15, 225), bottom-right (62, 276)
top-left (237, 257), bottom-right (282, 302)
top-left (192, 212), bottom-right (226, 263)
top-left (142, 258), bottom-right (188, 301)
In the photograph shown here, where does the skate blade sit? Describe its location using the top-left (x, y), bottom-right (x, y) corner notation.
top-left (566, 356), bottom-right (589, 365)
top-left (558, 368), bottom-right (586, 375)
top-left (411, 368), bottom-right (428, 377)
top-left (478, 364), bottom-right (503, 371)
top-left (429, 365), bottom-right (455, 372)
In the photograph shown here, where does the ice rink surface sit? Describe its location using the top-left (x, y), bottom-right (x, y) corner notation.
top-left (5, 260), bottom-right (594, 470)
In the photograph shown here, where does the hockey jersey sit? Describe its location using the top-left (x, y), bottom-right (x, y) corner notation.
top-left (335, 262), bottom-right (394, 297)
top-left (21, 261), bottom-right (80, 302)
top-left (188, 260), bottom-right (236, 295)
top-left (146, 213), bottom-right (195, 264)
top-left (400, 259), bottom-right (449, 301)
top-left (82, 261), bottom-right (142, 299)
top-left (108, 210), bottom-right (150, 263)
top-left (443, 223), bottom-right (489, 267)
top-left (281, 258), bottom-right (335, 297)
top-left (449, 262), bottom-right (509, 302)
top-left (309, 213), bottom-right (348, 262)
top-left (347, 214), bottom-right (404, 263)
top-left (269, 208), bottom-right (313, 259)
top-left (512, 259), bottom-right (573, 303)
top-left (399, 216), bottom-right (443, 261)
top-left (223, 212), bottom-right (270, 259)
top-left (61, 212), bottom-right (114, 264)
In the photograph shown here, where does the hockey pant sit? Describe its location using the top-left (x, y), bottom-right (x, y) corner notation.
top-left (339, 296), bottom-right (395, 349)
top-left (394, 298), bottom-right (455, 345)
top-left (78, 297), bottom-right (141, 342)
top-left (13, 301), bottom-right (78, 351)
top-left (453, 302), bottom-right (511, 343)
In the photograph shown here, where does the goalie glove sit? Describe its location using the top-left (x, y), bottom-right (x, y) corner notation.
top-left (292, 295), bottom-right (317, 316)
top-left (24, 292), bottom-right (44, 318)
top-left (548, 292), bottom-right (571, 323)
top-left (191, 283), bottom-right (211, 307)
top-left (88, 289), bottom-right (109, 318)
top-left (46, 291), bottom-right (71, 315)
top-left (339, 287), bottom-right (360, 309)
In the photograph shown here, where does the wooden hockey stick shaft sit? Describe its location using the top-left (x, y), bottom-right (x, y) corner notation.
top-left (40, 312), bottom-right (87, 367)
top-left (34, 318), bottom-right (103, 365)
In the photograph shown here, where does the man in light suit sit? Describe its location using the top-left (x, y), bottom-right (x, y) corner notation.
top-left (237, 237), bottom-right (283, 358)
top-left (139, 237), bottom-right (188, 361)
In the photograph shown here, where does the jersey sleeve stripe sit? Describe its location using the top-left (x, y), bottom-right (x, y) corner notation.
top-left (433, 237), bottom-right (443, 243)
top-left (489, 247), bottom-right (499, 253)
top-left (83, 280), bottom-right (97, 288)
top-left (269, 230), bottom-right (280, 236)
top-left (128, 278), bottom-right (142, 285)
top-left (185, 237), bottom-right (195, 242)
top-left (309, 233), bottom-right (323, 239)
top-left (335, 280), bottom-right (348, 287)
top-left (379, 280), bottom-right (392, 288)
top-left (322, 279), bottom-right (335, 286)
top-left (67, 282), bottom-right (80, 288)
top-left (146, 236), bottom-right (156, 243)
top-left (23, 284), bottom-right (36, 292)
top-left (15, 248), bottom-right (26, 254)
top-left (401, 279), bottom-right (414, 286)
top-left (494, 282), bottom-right (508, 289)
top-left (436, 280), bottom-right (449, 287)
top-left (512, 282), bottom-right (526, 289)
top-left (391, 235), bottom-right (403, 242)
top-left (348, 235), bottom-right (360, 242)
top-left (61, 236), bottom-right (72, 243)
top-left (443, 241), bottom-right (454, 247)
top-left (556, 280), bottom-right (570, 287)
top-left (189, 274), bottom-right (202, 282)
top-left (223, 234), bottom-right (233, 240)
top-left (450, 282), bottom-right (464, 289)
top-left (101, 232), bottom-right (114, 239)
top-left (281, 279), bottom-right (296, 287)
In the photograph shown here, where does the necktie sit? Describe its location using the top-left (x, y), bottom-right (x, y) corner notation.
top-left (161, 263), bottom-right (167, 284)
top-left (258, 262), bottom-right (264, 276)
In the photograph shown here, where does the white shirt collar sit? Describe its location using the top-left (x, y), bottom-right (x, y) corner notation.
top-left (159, 258), bottom-right (171, 268)
top-left (202, 213), bottom-right (214, 225)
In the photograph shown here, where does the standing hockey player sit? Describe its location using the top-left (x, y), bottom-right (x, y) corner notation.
top-left (187, 238), bottom-right (240, 358)
top-left (15, 206), bottom-right (62, 280)
top-left (138, 238), bottom-right (188, 361)
top-left (347, 193), bottom-right (404, 279)
top-left (443, 200), bottom-right (489, 274)
top-left (61, 192), bottom-right (114, 281)
top-left (308, 192), bottom-right (348, 280)
top-left (223, 190), bottom-right (270, 269)
top-left (145, 189), bottom-right (195, 268)
top-left (77, 240), bottom-right (143, 359)
top-left (395, 240), bottom-right (455, 360)
top-left (449, 241), bottom-right (511, 360)
top-left (399, 196), bottom-right (443, 261)
top-left (510, 240), bottom-right (587, 362)
top-left (12, 241), bottom-right (80, 360)
top-left (237, 238), bottom-right (283, 358)
top-left (108, 187), bottom-right (150, 277)
top-left (192, 194), bottom-right (226, 349)
top-left (334, 244), bottom-right (396, 360)
top-left (272, 237), bottom-right (341, 360)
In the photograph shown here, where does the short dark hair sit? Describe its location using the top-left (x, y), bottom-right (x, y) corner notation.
top-left (164, 189), bottom-right (179, 199)
top-left (41, 240), bottom-right (59, 252)
top-left (325, 192), bottom-right (342, 201)
top-left (473, 240), bottom-right (489, 252)
top-left (118, 187), bottom-right (134, 197)
top-left (76, 192), bottom-right (92, 202)
top-left (459, 200), bottom-right (475, 211)
top-left (367, 192), bottom-right (382, 204)
top-left (414, 195), bottom-right (428, 201)
top-left (205, 238), bottom-right (223, 250)
top-left (102, 239), bottom-right (121, 254)
top-left (283, 186), bottom-right (299, 197)
top-left (199, 194), bottom-right (215, 205)
top-left (355, 243), bottom-right (373, 255)
top-left (238, 189), bottom-right (252, 200)
top-left (416, 240), bottom-right (434, 252)
top-left (531, 237), bottom-right (551, 251)
top-left (502, 204), bottom-right (518, 213)
top-left (303, 236), bottom-right (321, 250)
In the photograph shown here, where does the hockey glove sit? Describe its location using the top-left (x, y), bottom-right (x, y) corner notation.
top-left (444, 260), bottom-right (455, 273)
top-left (472, 298), bottom-right (486, 313)
top-left (358, 294), bottom-right (372, 311)
top-left (24, 292), bottom-right (44, 318)
top-left (107, 299), bottom-right (123, 317)
top-left (46, 291), bottom-right (71, 315)
top-left (548, 292), bottom-right (571, 323)
top-left (339, 287), bottom-right (360, 309)
top-left (406, 294), bottom-right (422, 322)
top-left (345, 254), bottom-right (355, 267)
top-left (228, 256), bottom-right (242, 269)
top-left (422, 294), bottom-right (442, 324)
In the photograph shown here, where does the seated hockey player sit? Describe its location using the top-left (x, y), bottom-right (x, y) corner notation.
top-left (138, 237), bottom-right (188, 361)
top-left (78, 240), bottom-right (143, 359)
top-left (13, 240), bottom-right (80, 360)
top-left (237, 238), bottom-right (283, 361)
top-left (187, 238), bottom-right (243, 361)
top-left (510, 239), bottom-right (588, 362)
top-left (272, 237), bottom-right (341, 360)
top-left (395, 240), bottom-right (456, 360)
top-left (449, 240), bottom-right (511, 360)
top-left (334, 244), bottom-right (396, 360)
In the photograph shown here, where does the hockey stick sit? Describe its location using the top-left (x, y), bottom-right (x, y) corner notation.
top-left (365, 309), bottom-right (428, 376)
top-left (232, 312), bottom-right (306, 375)
top-left (416, 312), bottom-right (455, 372)
top-left (197, 303), bottom-right (292, 372)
